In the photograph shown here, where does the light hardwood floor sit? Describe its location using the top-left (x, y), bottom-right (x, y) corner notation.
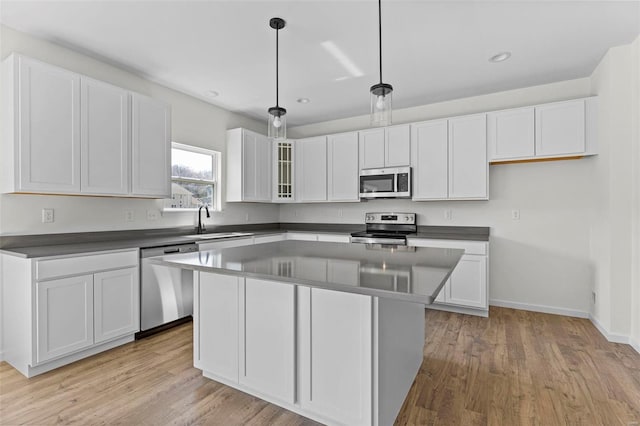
top-left (1, 307), bottom-right (639, 425)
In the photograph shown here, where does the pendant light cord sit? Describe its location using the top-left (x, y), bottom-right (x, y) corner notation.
top-left (378, 0), bottom-right (382, 84)
top-left (276, 25), bottom-right (279, 107)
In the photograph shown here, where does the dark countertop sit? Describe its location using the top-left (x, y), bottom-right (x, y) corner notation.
top-left (412, 226), bottom-right (490, 242)
top-left (152, 240), bottom-right (464, 305)
top-left (0, 224), bottom-right (489, 258)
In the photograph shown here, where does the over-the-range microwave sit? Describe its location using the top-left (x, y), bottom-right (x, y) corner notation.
top-left (359, 166), bottom-right (411, 199)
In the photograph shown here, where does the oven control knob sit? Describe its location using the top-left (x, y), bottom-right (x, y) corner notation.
top-left (404, 216), bottom-right (411, 221)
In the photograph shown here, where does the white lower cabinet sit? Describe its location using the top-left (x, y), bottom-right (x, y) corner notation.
top-left (1, 249), bottom-right (139, 377)
top-left (240, 278), bottom-right (295, 403)
top-left (298, 287), bottom-right (372, 426)
top-left (36, 275), bottom-right (94, 363)
top-left (446, 255), bottom-right (487, 309)
top-left (409, 238), bottom-right (489, 316)
top-left (197, 272), bottom-right (239, 382)
top-left (94, 267), bottom-right (139, 344)
top-left (196, 272), bottom-right (423, 426)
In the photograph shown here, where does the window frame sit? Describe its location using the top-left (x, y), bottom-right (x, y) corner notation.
top-left (164, 142), bottom-right (221, 212)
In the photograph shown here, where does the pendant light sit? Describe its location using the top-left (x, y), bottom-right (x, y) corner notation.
top-left (268, 17), bottom-right (286, 139)
top-left (370, 0), bottom-right (393, 127)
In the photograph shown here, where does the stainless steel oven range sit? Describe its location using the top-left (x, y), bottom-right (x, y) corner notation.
top-left (350, 212), bottom-right (417, 245)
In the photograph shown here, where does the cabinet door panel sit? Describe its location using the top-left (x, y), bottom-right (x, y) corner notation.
top-left (487, 107), bottom-right (534, 161)
top-left (255, 133), bottom-right (272, 201)
top-left (18, 56), bottom-right (81, 192)
top-left (81, 77), bottom-right (129, 194)
top-left (37, 275), bottom-right (93, 363)
top-left (359, 129), bottom-right (385, 169)
top-left (448, 115), bottom-right (487, 199)
top-left (199, 272), bottom-right (239, 383)
top-left (242, 131), bottom-right (258, 200)
top-left (297, 136), bottom-right (327, 202)
top-left (327, 132), bottom-right (359, 201)
top-left (300, 288), bottom-right (372, 426)
top-left (385, 125), bottom-right (410, 167)
top-left (94, 267), bottom-right (139, 343)
top-left (240, 279), bottom-right (295, 403)
top-left (131, 93), bottom-right (170, 197)
top-left (411, 120), bottom-right (448, 199)
top-left (446, 255), bottom-right (487, 309)
top-left (535, 100), bottom-right (585, 156)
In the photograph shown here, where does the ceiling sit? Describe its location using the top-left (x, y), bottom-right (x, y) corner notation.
top-left (1, 1), bottom-right (639, 127)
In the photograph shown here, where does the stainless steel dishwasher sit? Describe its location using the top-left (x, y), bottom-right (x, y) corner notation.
top-left (138, 242), bottom-right (198, 337)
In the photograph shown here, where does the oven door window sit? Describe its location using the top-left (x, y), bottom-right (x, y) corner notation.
top-left (360, 174), bottom-right (395, 193)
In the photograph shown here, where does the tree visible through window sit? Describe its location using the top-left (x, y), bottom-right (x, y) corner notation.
top-left (165, 143), bottom-right (219, 210)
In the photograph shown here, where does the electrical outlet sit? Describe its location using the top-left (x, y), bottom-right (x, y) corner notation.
top-left (245, 213), bottom-right (250, 222)
top-left (146, 210), bottom-right (159, 221)
top-left (338, 209), bottom-right (343, 218)
top-left (511, 209), bottom-right (520, 220)
top-left (444, 209), bottom-right (452, 220)
top-left (124, 210), bottom-right (134, 222)
top-left (42, 208), bottom-right (54, 223)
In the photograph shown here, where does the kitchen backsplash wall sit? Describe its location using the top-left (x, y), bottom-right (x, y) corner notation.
top-left (0, 25), bottom-right (279, 235)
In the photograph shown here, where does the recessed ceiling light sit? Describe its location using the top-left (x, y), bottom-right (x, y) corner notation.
top-left (206, 90), bottom-right (219, 97)
top-left (489, 52), bottom-right (511, 63)
top-left (297, 98), bottom-right (310, 104)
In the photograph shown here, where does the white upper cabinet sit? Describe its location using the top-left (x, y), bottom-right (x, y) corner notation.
top-left (359, 124), bottom-right (410, 169)
top-left (487, 106), bottom-right (534, 161)
top-left (2, 54), bottom-right (171, 198)
top-left (385, 125), bottom-right (411, 167)
top-left (131, 93), bottom-right (171, 198)
top-left (226, 128), bottom-right (272, 202)
top-left (489, 97), bottom-right (597, 162)
top-left (411, 119), bottom-right (448, 200)
top-left (81, 77), bottom-right (130, 195)
top-left (273, 140), bottom-right (295, 202)
top-left (327, 132), bottom-right (359, 202)
top-left (448, 114), bottom-right (488, 199)
top-left (535, 99), bottom-right (585, 157)
top-left (296, 136), bottom-right (327, 202)
top-left (3, 55), bottom-right (81, 193)
top-left (358, 128), bottom-right (386, 169)
top-left (411, 115), bottom-right (487, 200)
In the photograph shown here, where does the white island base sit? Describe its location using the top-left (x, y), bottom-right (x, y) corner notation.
top-left (193, 271), bottom-right (426, 426)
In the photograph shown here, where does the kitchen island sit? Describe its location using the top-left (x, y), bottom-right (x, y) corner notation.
top-left (152, 240), bottom-right (463, 426)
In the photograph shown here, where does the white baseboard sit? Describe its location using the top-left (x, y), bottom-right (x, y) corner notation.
top-left (0, 350), bottom-right (4, 362)
top-left (630, 337), bottom-right (640, 354)
top-left (589, 314), bottom-right (631, 344)
top-left (489, 299), bottom-right (590, 319)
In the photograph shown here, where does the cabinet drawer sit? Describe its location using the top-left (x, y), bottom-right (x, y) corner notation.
top-left (253, 234), bottom-right (285, 245)
top-left (36, 250), bottom-right (138, 281)
top-left (408, 238), bottom-right (487, 255)
top-left (317, 234), bottom-right (350, 243)
top-left (286, 232), bottom-right (318, 241)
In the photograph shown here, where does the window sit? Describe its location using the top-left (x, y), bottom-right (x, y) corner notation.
top-left (165, 143), bottom-right (220, 210)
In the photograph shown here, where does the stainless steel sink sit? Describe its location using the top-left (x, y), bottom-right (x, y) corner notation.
top-left (189, 232), bottom-right (253, 240)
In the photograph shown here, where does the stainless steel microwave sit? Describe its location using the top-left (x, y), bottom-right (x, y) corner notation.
top-left (359, 166), bottom-right (411, 199)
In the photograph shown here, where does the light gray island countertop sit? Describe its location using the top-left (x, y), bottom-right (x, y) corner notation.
top-left (151, 240), bottom-right (464, 305)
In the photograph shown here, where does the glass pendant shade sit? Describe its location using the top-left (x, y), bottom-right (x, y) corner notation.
top-left (268, 106), bottom-right (287, 139)
top-left (370, 83), bottom-right (393, 127)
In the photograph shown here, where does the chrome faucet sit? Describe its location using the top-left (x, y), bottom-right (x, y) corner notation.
top-left (197, 204), bottom-right (210, 234)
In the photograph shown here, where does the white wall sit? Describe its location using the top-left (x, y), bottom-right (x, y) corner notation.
top-left (286, 79), bottom-right (596, 317)
top-left (589, 36), bottom-right (639, 342)
top-left (0, 25), bottom-right (279, 236)
top-left (629, 36), bottom-right (640, 352)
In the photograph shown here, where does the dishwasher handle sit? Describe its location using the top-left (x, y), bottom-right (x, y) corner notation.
top-left (140, 243), bottom-right (198, 258)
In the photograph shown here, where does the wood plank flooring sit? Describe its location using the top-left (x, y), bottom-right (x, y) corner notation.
top-left (1, 307), bottom-right (639, 425)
